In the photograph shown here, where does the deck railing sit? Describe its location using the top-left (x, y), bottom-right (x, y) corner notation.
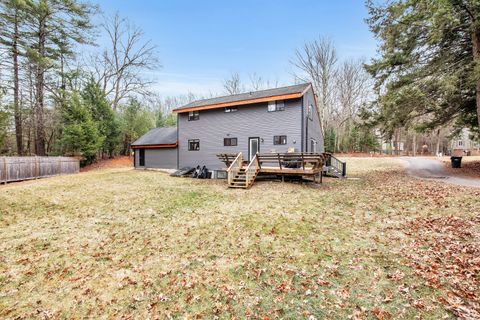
top-left (227, 152), bottom-right (243, 185)
top-left (324, 153), bottom-right (347, 177)
top-left (245, 154), bottom-right (259, 187)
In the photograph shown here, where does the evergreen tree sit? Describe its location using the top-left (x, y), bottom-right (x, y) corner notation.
top-left (119, 98), bottom-right (154, 155)
top-left (156, 109), bottom-right (176, 127)
top-left (0, 0), bottom-right (29, 155)
top-left (366, 0), bottom-right (480, 136)
top-left (25, 0), bottom-right (96, 155)
top-left (324, 127), bottom-right (336, 153)
top-left (82, 78), bottom-right (119, 158)
top-left (61, 92), bottom-right (102, 164)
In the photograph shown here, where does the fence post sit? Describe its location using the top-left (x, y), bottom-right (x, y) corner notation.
top-left (35, 156), bottom-right (39, 179)
top-left (3, 157), bottom-right (7, 184)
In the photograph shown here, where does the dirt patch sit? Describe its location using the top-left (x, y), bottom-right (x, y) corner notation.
top-left (80, 156), bottom-right (133, 172)
top-left (402, 215), bottom-right (480, 319)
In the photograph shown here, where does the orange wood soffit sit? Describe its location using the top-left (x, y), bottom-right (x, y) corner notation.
top-left (173, 92), bottom-right (304, 113)
top-left (131, 143), bottom-right (177, 149)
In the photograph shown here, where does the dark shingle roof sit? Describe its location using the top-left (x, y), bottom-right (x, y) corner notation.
top-left (131, 127), bottom-right (177, 146)
top-left (173, 83), bottom-right (311, 112)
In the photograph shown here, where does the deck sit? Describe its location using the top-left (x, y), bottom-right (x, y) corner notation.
top-left (217, 152), bottom-right (327, 188)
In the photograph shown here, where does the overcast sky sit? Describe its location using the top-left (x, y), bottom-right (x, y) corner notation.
top-left (95, 0), bottom-right (377, 97)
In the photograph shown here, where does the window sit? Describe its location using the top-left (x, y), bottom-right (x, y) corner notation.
top-left (458, 140), bottom-right (463, 147)
top-left (188, 111), bottom-right (199, 121)
top-left (188, 139), bottom-right (200, 151)
top-left (139, 149), bottom-right (145, 166)
top-left (225, 107), bottom-right (238, 113)
top-left (274, 135), bottom-right (287, 145)
top-left (307, 104), bottom-right (313, 120)
top-left (268, 100), bottom-right (285, 112)
top-left (224, 137), bottom-right (238, 146)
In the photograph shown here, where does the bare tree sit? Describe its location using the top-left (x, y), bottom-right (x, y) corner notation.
top-left (249, 72), bottom-right (279, 91)
top-left (223, 72), bottom-right (243, 95)
top-left (335, 59), bottom-right (371, 127)
top-left (92, 13), bottom-right (160, 110)
top-left (292, 37), bottom-right (338, 131)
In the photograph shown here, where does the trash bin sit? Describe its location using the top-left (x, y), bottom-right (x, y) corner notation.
top-left (450, 156), bottom-right (462, 168)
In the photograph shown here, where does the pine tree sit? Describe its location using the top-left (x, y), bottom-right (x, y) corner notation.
top-left (61, 92), bottom-right (102, 164)
top-left (0, 0), bottom-right (29, 155)
top-left (366, 0), bottom-right (480, 136)
top-left (82, 78), bottom-right (119, 158)
top-left (25, 0), bottom-right (96, 155)
top-left (119, 98), bottom-right (154, 155)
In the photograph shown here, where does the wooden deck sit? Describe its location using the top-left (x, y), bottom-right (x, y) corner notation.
top-left (217, 152), bottom-right (326, 188)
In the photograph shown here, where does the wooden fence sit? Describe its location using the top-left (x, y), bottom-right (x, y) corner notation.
top-left (0, 156), bottom-right (80, 184)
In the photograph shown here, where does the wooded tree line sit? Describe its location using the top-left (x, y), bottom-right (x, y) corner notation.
top-left (1, 0), bottom-right (478, 161)
top-left (0, 0), bottom-right (181, 163)
top-left (222, 38), bottom-right (380, 153)
top-left (365, 0), bottom-right (480, 147)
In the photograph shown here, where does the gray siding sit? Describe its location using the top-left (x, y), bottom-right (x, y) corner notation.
top-left (178, 99), bottom-right (303, 169)
top-left (135, 148), bottom-right (177, 169)
top-left (303, 88), bottom-right (324, 153)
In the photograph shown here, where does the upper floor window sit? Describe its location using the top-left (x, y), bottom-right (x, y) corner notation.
top-left (188, 139), bottom-right (200, 151)
top-left (188, 111), bottom-right (199, 121)
top-left (225, 107), bottom-right (238, 113)
top-left (307, 104), bottom-right (313, 120)
top-left (274, 135), bottom-right (287, 145)
top-left (224, 138), bottom-right (238, 146)
top-left (458, 140), bottom-right (463, 147)
top-left (268, 100), bottom-right (285, 112)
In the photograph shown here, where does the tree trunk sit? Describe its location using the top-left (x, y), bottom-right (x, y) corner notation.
top-left (34, 19), bottom-right (46, 156)
top-left (435, 129), bottom-right (441, 156)
top-left (413, 134), bottom-right (417, 157)
top-left (473, 28), bottom-right (480, 129)
top-left (13, 9), bottom-right (23, 155)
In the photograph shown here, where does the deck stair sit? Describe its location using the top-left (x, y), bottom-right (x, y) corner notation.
top-left (323, 153), bottom-right (347, 178)
top-left (226, 152), bottom-right (259, 189)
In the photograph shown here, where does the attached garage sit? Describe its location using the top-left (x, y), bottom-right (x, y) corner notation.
top-left (131, 127), bottom-right (178, 169)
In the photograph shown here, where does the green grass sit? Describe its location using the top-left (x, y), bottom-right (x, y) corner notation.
top-left (0, 159), bottom-right (477, 318)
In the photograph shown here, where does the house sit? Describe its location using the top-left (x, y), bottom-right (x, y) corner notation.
top-left (131, 83), bottom-right (324, 171)
top-left (451, 128), bottom-right (480, 156)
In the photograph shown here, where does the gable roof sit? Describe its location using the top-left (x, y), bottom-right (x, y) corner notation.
top-left (173, 83), bottom-right (312, 113)
top-left (131, 126), bottom-right (177, 148)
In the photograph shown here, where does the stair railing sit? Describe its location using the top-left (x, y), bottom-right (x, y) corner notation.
top-left (227, 152), bottom-right (243, 185)
top-left (324, 153), bottom-right (346, 177)
top-left (245, 154), bottom-right (259, 187)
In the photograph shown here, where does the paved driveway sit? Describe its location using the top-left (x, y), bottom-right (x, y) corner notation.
top-left (401, 157), bottom-right (480, 188)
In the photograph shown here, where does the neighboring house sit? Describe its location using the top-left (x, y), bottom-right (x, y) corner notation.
top-left (131, 83), bottom-right (324, 170)
top-left (451, 128), bottom-right (480, 156)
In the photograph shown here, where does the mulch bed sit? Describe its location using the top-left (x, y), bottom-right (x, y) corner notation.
top-left (402, 215), bottom-right (480, 319)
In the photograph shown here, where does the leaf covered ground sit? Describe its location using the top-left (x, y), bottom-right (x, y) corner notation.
top-left (0, 158), bottom-right (479, 319)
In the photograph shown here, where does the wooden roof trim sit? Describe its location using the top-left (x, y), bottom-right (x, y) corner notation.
top-left (131, 143), bottom-right (177, 149)
top-left (173, 92), bottom-right (304, 113)
top-left (301, 83), bottom-right (312, 96)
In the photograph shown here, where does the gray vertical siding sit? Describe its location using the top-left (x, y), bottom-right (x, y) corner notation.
top-left (134, 148), bottom-right (177, 169)
top-left (178, 99), bottom-right (303, 169)
top-left (303, 88), bottom-right (325, 153)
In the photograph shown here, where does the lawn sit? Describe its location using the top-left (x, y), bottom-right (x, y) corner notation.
top-left (0, 158), bottom-right (479, 319)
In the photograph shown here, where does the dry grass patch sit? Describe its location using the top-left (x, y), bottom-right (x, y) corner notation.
top-left (0, 160), bottom-right (478, 318)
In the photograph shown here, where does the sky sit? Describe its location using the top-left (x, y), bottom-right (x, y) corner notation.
top-left (96, 0), bottom-right (377, 97)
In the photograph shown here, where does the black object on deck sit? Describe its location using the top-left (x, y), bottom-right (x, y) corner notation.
top-left (450, 156), bottom-right (462, 168)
